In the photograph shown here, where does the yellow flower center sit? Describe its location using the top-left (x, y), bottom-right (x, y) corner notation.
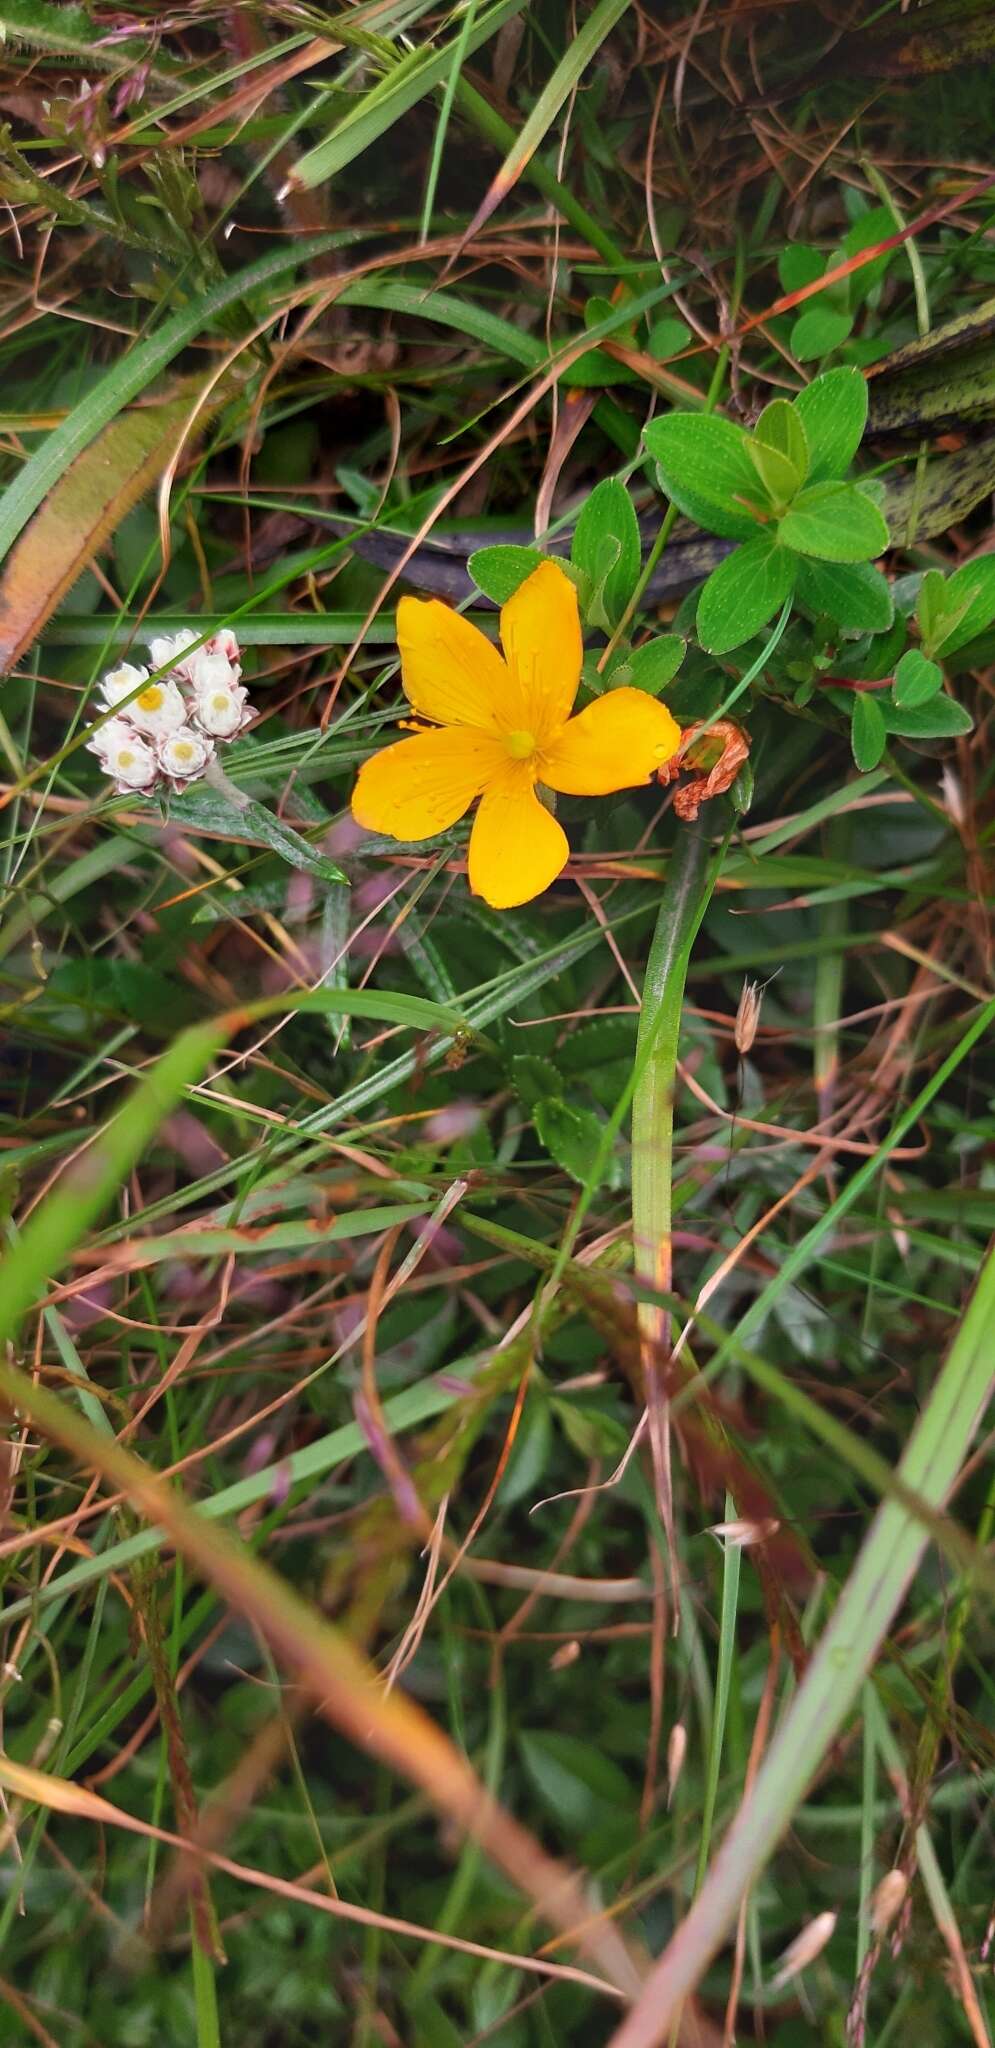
top-left (174, 742), bottom-right (194, 762)
top-left (119, 749), bottom-right (134, 768)
top-left (505, 728), bottom-right (536, 761)
top-left (137, 685), bottom-right (164, 713)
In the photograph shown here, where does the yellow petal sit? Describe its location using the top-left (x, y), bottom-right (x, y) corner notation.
top-left (541, 688), bottom-right (681, 796)
top-left (352, 727), bottom-right (504, 842)
top-left (397, 595), bottom-right (522, 732)
top-left (468, 763), bottom-right (569, 908)
top-left (500, 560), bottom-right (582, 741)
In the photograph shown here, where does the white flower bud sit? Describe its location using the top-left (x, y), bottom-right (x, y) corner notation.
top-left (191, 675), bottom-right (252, 740)
top-left (770, 1910), bottom-right (837, 1989)
top-left (157, 725), bottom-right (214, 787)
top-left (871, 1868), bottom-right (907, 1935)
top-left (147, 628), bottom-right (200, 680)
top-left (99, 661), bottom-right (149, 712)
top-left (206, 627), bottom-right (241, 674)
top-left (667, 1722), bottom-right (687, 1806)
top-left (87, 717), bottom-right (157, 791)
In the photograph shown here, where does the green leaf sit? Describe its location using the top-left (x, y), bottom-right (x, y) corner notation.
top-left (511, 1054), bottom-right (562, 1110)
top-left (793, 366), bottom-right (869, 483)
top-left (533, 1096), bottom-right (618, 1186)
top-left (609, 635), bottom-right (685, 695)
top-left (747, 434), bottom-right (802, 505)
top-left (696, 536), bottom-right (795, 656)
top-left (646, 315), bottom-right (692, 359)
top-left (571, 476), bottom-right (641, 627)
top-left (779, 481), bottom-right (889, 562)
top-left (447, 0), bottom-right (632, 245)
top-left (841, 204), bottom-right (897, 309)
top-left (925, 553), bottom-right (995, 656)
top-left (840, 614), bottom-right (907, 681)
top-left (790, 306), bottom-right (854, 361)
top-left (643, 412), bottom-right (770, 540)
top-left (754, 399), bottom-right (809, 484)
top-left (915, 567), bottom-right (952, 652)
top-left (892, 649), bottom-right (943, 707)
top-left (778, 245), bottom-right (826, 294)
top-left (850, 692), bottom-right (887, 770)
top-left (468, 543), bottom-right (546, 604)
top-left (290, 0), bottom-right (528, 187)
top-left (168, 788), bottom-right (345, 884)
top-left (519, 1730), bottom-right (634, 1835)
top-left (731, 759), bottom-right (754, 813)
top-left (881, 695), bottom-right (973, 739)
top-left (794, 557), bottom-right (894, 630)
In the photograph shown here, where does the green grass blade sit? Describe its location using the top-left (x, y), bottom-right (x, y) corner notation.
top-left (0, 234), bottom-right (346, 568)
top-left (605, 1240), bottom-right (995, 2043)
top-left (290, 0), bottom-right (527, 187)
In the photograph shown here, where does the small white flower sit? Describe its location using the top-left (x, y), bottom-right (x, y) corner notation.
top-left (206, 628), bottom-right (242, 676)
top-left (99, 661), bottom-right (149, 712)
top-left (191, 672), bottom-right (252, 740)
top-left (99, 664), bottom-right (186, 738)
top-left (128, 676), bottom-right (188, 738)
top-left (157, 725), bottom-right (214, 787)
top-left (147, 628), bottom-right (200, 680)
top-left (187, 649), bottom-right (235, 693)
top-left (87, 717), bottom-right (157, 791)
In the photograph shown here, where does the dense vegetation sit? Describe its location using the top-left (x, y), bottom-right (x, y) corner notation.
top-left (1, 3), bottom-right (995, 2042)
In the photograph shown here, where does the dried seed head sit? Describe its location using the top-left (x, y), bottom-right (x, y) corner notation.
top-left (550, 1640), bottom-right (581, 1671)
top-left (770, 1910), bottom-right (837, 1989)
top-left (871, 1868), bottom-right (907, 1935)
top-left (734, 978), bottom-right (763, 1056)
top-left (940, 764), bottom-right (965, 828)
top-left (667, 1721), bottom-right (687, 1806)
top-left (707, 1515), bottom-right (780, 1549)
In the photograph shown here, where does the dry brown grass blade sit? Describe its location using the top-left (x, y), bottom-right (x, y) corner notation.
top-left (0, 1755), bottom-right (622, 2000)
top-left (0, 1351), bottom-right (646, 2005)
top-left (0, 379), bottom-right (219, 673)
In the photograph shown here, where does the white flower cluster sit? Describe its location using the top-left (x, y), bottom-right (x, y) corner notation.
top-left (86, 629), bottom-right (252, 795)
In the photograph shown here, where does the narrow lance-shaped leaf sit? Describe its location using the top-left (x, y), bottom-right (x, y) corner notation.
top-left (0, 380), bottom-right (217, 674)
top-left (924, 552), bottom-right (995, 656)
top-left (288, 0), bottom-right (528, 190)
top-left (441, 0), bottom-right (631, 257)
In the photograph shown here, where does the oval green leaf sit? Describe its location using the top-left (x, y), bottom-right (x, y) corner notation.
top-left (793, 366), bottom-right (869, 483)
top-left (892, 649), bottom-right (943, 708)
top-left (779, 481), bottom-right (888, 563)
top-left (696, 535), bottom-right (795, 656)
top-left (643, 412), bottom-right (770, 540)
top-left (850, 691), bottom-right (887, 771)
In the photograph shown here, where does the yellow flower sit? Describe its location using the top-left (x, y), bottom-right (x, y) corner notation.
top-left (351, 560), bottom-right (682, 909)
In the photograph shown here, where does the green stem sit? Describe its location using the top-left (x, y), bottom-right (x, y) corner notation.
top-left (631, 818), bottom-right (713, 1355)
